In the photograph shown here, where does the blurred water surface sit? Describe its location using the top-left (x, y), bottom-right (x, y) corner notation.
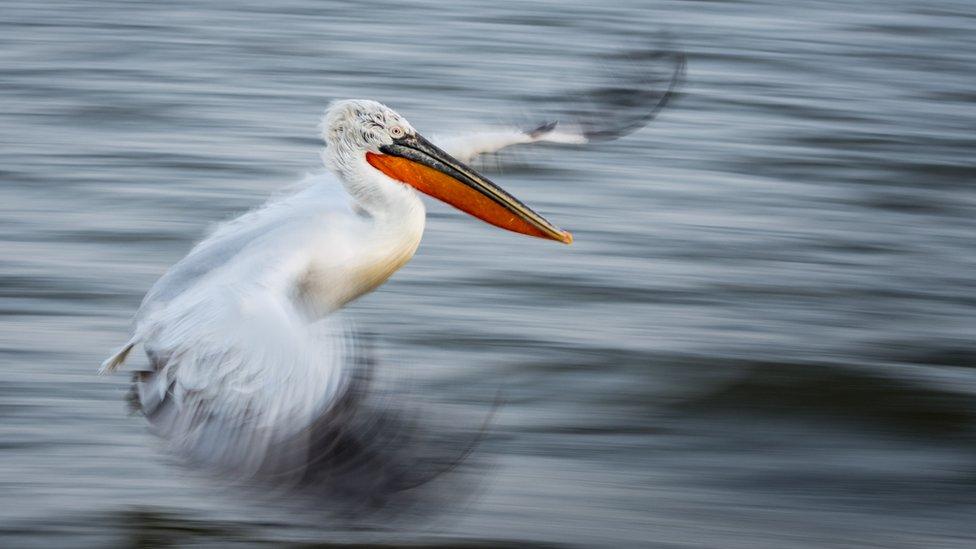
top-left (2, 0), bottom-right (976, 547)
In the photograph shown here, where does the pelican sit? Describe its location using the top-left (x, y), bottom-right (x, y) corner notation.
top-left (100, 52), bottom-right (684, 498)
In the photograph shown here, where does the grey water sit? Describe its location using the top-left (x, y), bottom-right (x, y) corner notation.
top-left (2, 0), bottom-right (976, 547)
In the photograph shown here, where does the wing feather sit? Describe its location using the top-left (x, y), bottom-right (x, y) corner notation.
top-left (105, 176), bottom-right (482, 505)
top-left (115, 176), bottom-right (362, 480)
top-left (434, 46), bottom-right (685, 163)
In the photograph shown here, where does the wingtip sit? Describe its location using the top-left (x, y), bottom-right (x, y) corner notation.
top-left (579, 45), bottom-right (688, 142)
top-left (99, 341), bottom-right (136, 375)
top-left (528, 121), bottom-right (558, 139)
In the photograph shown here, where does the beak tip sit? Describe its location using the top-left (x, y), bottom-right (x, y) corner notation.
top-left (559, 231), bottom-right (574, 245)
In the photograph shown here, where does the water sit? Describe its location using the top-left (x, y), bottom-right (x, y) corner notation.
top-left (2, 0), bottom-right (976, 546)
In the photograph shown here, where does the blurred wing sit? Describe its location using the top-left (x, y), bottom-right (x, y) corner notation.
top-left (133, 293), bottom-right (359, 482)
top-left (435, 48), bottom-right (686, 162)
top-left (108, 178), bottom-right (483, 504)
top-left (132, 268), bottom-right (482, 505)
top-left (435, 124), bottom-right (587, 164)
top-left (113, 177), bottom-right (364, 481)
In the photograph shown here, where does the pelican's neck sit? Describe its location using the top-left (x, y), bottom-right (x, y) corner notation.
top-left (303, 151), bottom-right (426, 315)
top-left (330, 153), bottom-right (424, 224)
top-left (325, 147), bottom-right (418, 212)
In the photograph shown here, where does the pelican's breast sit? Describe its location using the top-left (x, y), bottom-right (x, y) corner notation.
top-left (298, 200), bottom-right (426, 313)
top-left (349, 225), bottom-right (424, 298)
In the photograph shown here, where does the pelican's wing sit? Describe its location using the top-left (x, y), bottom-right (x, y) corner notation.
top-left (103, 178), bottom-right (479, 503)
top-left (435, 124), bottom-right (587, 164)
top-left (105, 177), bottom-right (367, 480)
top-left (435, 49), bottom-right (685, 162)
top-left (134, 298), bottom-right (360, 483)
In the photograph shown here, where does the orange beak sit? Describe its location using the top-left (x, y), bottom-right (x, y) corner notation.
top-left (366, 133), bottom-right (572, 244)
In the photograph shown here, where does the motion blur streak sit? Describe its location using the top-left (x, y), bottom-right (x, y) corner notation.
top-left (1, 0), bottom-right (976, 548)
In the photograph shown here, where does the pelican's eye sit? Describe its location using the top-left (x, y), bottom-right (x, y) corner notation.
top-left (389, 125), bottom-right (406, 139)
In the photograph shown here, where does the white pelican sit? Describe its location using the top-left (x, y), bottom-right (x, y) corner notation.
top-left (100, 53), bottom-right (684, 499)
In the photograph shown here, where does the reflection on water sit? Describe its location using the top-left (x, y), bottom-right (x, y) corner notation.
top-left (2, 0), bottom-right (976, 547)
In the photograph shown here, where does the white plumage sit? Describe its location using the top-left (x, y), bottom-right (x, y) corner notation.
top-left (101, 100), bottom-right (595, 482)
top-left (99, 42), bottom-right (683, 497)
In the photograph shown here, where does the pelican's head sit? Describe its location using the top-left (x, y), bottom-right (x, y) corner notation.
top-left (321, 100), bottom-right (572, 244)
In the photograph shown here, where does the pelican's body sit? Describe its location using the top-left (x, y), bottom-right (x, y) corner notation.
top-left (101, 100), bottom-right (590, 476)
top-left (108, 171), bottom-right (425, 474)
top-left (100, 51), bottom-right (683, 489)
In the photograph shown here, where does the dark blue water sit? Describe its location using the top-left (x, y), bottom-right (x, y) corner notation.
top-left (2, 1), bottom-right (976, 547)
